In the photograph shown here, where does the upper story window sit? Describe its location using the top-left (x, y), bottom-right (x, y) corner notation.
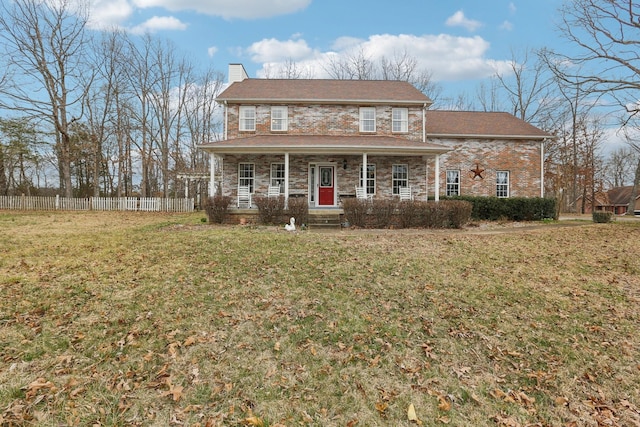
top-left (496, 171), bottom-right (510, 198)
top-left (392, 108), bottom-right (408, 133)
top-left (271, 106), bottom-right (288, 131)
top-left (239, 106), bottom-right (256, 131)
top-left (359, 107), bottom-right (376, 132)
top-left (446, 170), bottom-right (460, 196)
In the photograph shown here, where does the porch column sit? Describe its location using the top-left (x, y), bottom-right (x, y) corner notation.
top-left (284, 152), bottom-right (290, 207)
top-left (434, 154), bottom-right (440, 201)
top-left (361, 153), bottom-right (368, 187)
top-left (209, 152), bottom-right (216, 197)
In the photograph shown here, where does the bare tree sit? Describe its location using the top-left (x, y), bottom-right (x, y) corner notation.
top-left (549, 0), bottom-right (640, 214)
top-left (324, 48), bottom-right (375, 80)
top-left (0, 0), bottom-right (93, 198)
top-left (604, 146), bottom-right (637, 187)
top-left (492, 49), bottom-right (559, 126)
top-left (263, 59), bottom-right (314, 79)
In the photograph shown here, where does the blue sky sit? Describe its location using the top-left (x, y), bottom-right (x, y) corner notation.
top-left (88, 0), bottom-right (567, 102)
top-left (86, 0), bottom-right (632, 152)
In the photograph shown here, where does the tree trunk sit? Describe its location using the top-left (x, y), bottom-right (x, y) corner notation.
top-left (627, 157), bottom-right (640, 215)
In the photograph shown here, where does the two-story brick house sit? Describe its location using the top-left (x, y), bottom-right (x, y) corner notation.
top-left (199, 64), bottom-right (550, 211)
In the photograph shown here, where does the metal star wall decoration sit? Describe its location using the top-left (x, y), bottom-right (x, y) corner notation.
top-left (470, 163), bottom-right (485, 179)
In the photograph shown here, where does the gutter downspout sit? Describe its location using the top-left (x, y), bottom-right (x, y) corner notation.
top-left (224, 101), bottom-right (228, 140)
top-left (422, 103), bottom-right (427, 143)
top-left (540, 140), bottom-right (545, 198)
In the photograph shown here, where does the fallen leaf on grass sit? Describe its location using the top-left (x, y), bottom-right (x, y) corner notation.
top-left (438, 395), bottom-right (452, 412)
top-left (375, 401), bottom-right (388, 416)
top-left (243, 415), bottom-right (264, 426)
top-left (407, 403), bottom-right (423, 425)
top-left (161, 382), bottom-right (184, 402)
top-left (25, 378), bottom-right (56, 399)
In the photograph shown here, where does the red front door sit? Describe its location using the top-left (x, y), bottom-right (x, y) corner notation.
top-left (318, 166), bottom-right (334, 206)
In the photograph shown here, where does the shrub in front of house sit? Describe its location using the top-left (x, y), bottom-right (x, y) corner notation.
top-left (371, 198), bottom-right (397, 228)
top-left (445, 196), bottom-right (556, 221)
top-left (592, 211), bottom-right (613, 223)
top-left (342, 198), bottom-right (369, 228)
top-left (396, 200), bottom-right (421, 228)
top-left (204, 195), bottom-right (232, 224)
top-left (287, 197), bottom-right (309, 226)
top-left (254, 195), bottom-right (285, 225)
top-left (411, 200), bottom-right (471, 229)
top-left (441, 200), bottom-right (473, 228)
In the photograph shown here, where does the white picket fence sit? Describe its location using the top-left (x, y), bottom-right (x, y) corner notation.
top-left (0, 195), bottom-right (194, 213)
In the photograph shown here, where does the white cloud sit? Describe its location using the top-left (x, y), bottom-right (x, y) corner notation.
top-left (208, 46), bottom-right (219, 57)
top-left (500, 20), bottom-right (513, 31)
top-left (131, 0), bottom-right (311, 19)
top-left (86, 0), bottom-right (134, 29)
top-left (130, 16), bottom-right (188, 34)
top-left (250, 33), bottom-right (514, 82)
top-left (508, 2), bottom-right (517, 14)
top-left (445, 10), bottom-right (483, 32)
top-left (245, 38), bottom-right (315, 63)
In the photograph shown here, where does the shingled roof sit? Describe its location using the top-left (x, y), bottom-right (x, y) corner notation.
top-left (199, 135), bottom-right (450, 155)
top-left (216, 79), bottom-right (433, 106)
top-left (426, 111), bottom-right (551, 140)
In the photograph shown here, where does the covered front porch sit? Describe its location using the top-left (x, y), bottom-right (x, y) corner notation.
top-left (199, 135), bottom-right (450, 210)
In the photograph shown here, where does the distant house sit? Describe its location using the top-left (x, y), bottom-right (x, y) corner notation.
top-left (199, 64), bottom-right (551, 211)
top-left (596, 186), bottom-right (640, 215)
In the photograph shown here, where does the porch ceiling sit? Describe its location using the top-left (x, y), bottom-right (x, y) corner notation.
top-left (198, 135), bottom-right (451, 156)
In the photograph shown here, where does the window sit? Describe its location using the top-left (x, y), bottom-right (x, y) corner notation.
top-left (359, 164), bottom-right (376, 196)
top-left (359, 107), bottom-right (376, 132)
top-left (239, 163), bottom-right (255, 192)
top-left (392, 108), bottom-right (408, 133)
top-left (392, 164), bottom-right (408, 195)
top-left (271, 106), bottom-right (288, 131)
top-left (496, 171), bottom-right (509, 198)
top-left (270, 163), bottom-right (285, 192)
top-left (239, 106), bottom-right (255, 131)
top-left (446, 170), bottom-right (460, 196)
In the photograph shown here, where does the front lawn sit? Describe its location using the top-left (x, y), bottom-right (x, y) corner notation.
top-left (1, 212), bottom-right (638, 426)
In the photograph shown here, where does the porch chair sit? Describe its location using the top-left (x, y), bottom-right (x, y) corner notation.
top-left (237, 185), bottom-right (252, 208)
top-left (399, 186), bottom-right (413, 201)
top-left (268, 185), bottom-right (281, 197)
top-left (355, 186), bottom-right (373, 201)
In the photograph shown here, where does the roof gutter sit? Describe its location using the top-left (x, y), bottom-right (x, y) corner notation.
top-left (216, 97), bottom-right (430, 106)
top-left (428, 133), bottom-right (550, 140)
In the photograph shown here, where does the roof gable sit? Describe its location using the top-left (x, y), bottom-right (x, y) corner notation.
top-left (216, 79), bottom-right (433, 105)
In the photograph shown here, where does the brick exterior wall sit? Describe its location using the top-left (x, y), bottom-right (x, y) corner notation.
top-left (429, 138), bottom-right (542, 198)
top-left (220, 103), bottom-right (543, 200)
top-left (226, 104), bottom-right (424, 140)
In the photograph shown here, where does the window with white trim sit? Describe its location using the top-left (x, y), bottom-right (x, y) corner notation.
top-left (392, 108), bottom-right (408, 133)
top-left (392, 164), bottom-right (408, 195)
top-left (239, 163), bottom-right (255, 192)
top-left (270, 163), bottom-right (285, 192)
top-left (446, 170), bottom-right (460, 196)
top-left (359, 107), bottom-right (376, 132)
top-left (239, 106), bottom-right (256, 131)
top-left (496, 171), bottom-right (510, 198)
top-left (359, 164), bottom-right (376, 196)
top-left (271, 106), bottom-right (288, 131)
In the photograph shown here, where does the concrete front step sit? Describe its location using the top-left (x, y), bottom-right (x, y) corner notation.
top-left (308, 213), bottom-right (342, 230)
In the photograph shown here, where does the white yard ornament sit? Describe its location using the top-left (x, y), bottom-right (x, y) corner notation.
top-left (284, 217), bottom-right (296, 232)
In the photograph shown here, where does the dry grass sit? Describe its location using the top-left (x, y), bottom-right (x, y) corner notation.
top-left (1, 211), bottom-right (639, 426)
